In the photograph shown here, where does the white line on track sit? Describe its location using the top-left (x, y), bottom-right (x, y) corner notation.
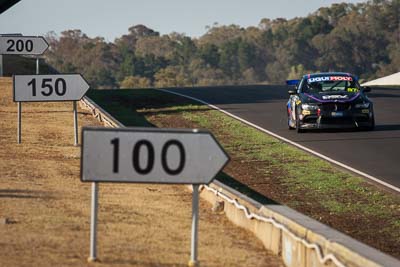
top-left (160, 89), bottom-right (400, 193)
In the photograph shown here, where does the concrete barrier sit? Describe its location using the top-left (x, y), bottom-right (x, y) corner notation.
top-left (202, 181), bottom-right (400, 267)
top-left (80, 95), bottom-right (400, 267)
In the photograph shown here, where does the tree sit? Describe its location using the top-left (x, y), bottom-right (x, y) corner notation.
top-left (199, 24), bottom-right (244, 46)
top-left (154, 66), bottom-right (188, 87)
top-left (237, 39), bottom-right (256, 73)
top-left (198, 43), bottom-right (220, 68)
top-left (171, 36), bottom-right (197, 66)
top-left (219, 40), bottom-right (240, 80)
top-left (45, 30), bottom-right (118, 88)
top-left (287, 64), bottom-right (311, 80)
top-left (120, 76), bottom-right (151, 88)
top-left (135, 35), bottom-right (176, 59)
top-left (45, 1), bottom-right (399, 87)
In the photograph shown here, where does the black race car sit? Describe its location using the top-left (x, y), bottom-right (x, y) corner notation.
top-left (286, 72), bottom-right (375, 132)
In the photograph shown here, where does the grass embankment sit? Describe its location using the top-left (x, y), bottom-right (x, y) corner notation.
top-left (88, 88), bottom-right (400, 258)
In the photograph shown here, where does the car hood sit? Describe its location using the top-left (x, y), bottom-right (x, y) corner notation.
top-left (300, 92), bottom-right (361, 104)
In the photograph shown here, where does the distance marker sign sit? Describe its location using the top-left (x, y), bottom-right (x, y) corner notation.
top-left (13, 74), bottom-right (90, 102)
top-left (0, 36), bottom-right (49, 55)
top-left (81, 127), bottom-right (230, 184)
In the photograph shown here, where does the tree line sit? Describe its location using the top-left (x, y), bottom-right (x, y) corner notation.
top-left (44, 0), bottom-right (399, 89)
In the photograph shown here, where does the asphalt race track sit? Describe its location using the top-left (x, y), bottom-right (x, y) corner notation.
top-left (166, 85), bottom-right (400, 191)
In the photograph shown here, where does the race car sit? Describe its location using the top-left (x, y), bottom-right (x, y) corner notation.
top-left (286, 72), bottom-right (375, 132)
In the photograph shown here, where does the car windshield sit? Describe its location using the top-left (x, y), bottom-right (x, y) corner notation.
top-left (302, 76), bottom-right (360, 94)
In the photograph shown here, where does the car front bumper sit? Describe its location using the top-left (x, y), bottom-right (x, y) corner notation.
top-left (298, 111), bottom-right (374, 129)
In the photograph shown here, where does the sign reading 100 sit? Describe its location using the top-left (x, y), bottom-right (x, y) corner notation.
top-left (110, 138), bottom-right (186, 175)
top-left (81, 127), bottom-right (230, 184)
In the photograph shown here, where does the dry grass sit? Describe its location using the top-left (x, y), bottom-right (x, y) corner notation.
top-left (0, 78), bottom-right (283, 267)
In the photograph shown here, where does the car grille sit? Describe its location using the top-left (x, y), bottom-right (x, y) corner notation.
top-left (321, 117), bottom-right (354, 125)
top-left (321, 103), bottom-right (351, 112)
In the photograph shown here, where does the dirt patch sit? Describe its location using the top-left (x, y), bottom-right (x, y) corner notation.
top-left (0, 78), bottom-right (284, 267)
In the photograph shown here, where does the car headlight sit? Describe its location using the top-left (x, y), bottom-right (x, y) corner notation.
top-left (301, 104), bottom-right (318, 110)
top-left (355, 102), bottom-right (370, 108)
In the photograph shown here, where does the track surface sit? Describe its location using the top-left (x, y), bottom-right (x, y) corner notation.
top-left (166, 85), bottom-right (400, 190)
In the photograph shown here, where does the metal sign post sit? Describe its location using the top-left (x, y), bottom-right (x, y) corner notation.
top-left (73, 101), bottom-right (78, 146)
top-left (189, 184), bottom-right (200, 267)
top-left (0, 54), bottom-right (3, 76)
top-left (17, 101), bottom-right (21, 143)
top-left (36, 57), bottom-right (39, 74)
top-left (13, 74), bottom-right (90, 144)
top-left (81, 127), bottom-right (230, 263)
top-left (88, 182), bottom-right (99, 262)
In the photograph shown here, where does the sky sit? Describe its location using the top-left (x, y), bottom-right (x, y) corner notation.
top-left (0, 0), bottom-right (367, 42)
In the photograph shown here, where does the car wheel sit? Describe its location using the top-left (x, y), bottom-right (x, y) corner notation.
top-left (296, 110), bottom-right (305, 133)
top-left (366, 115), bottom-right (375, 131)
top-left (359, 110), bottom-right (375, 131)
top-left (288, 116), bottom-right (295, 130)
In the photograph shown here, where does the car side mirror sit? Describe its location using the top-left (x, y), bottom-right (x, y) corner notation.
top-left (288, 89), bottom-right (297, 95)
top-left (362, 86), bottom-right (371, 93)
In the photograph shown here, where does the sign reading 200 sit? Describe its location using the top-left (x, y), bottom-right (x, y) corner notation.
top-left (6, 39), bottom-right (33, 52)
top-left (27, 78), bottom-right (67, 97)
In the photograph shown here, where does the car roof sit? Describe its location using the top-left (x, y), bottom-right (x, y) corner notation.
top-left (302, 72), bottom-right (354, 78)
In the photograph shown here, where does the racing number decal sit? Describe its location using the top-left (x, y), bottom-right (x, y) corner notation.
top-left (347, 87), bottom-right (359, 93)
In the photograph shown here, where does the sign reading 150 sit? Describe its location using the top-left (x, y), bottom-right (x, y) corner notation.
top-left (110, 138), bottom-right (186, 175)
top-left (27, 78), bottom-right (67, 97)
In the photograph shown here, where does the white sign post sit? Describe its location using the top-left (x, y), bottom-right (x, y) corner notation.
top-left (81, 127), bottom-right (230, 265)
top-left (13, 74), bottom-right (90, 145)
